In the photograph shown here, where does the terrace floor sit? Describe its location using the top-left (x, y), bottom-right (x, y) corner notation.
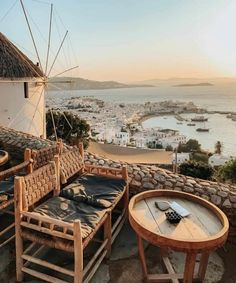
top-left (1, 221), bottom-right (236, 283)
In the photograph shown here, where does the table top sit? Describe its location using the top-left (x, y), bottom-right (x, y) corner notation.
top-left (129, 190), bottom-right (229, 251)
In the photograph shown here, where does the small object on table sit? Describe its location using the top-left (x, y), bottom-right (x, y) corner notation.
top-left (165, 211), bottom-right (182, 224)
top-left (170, 201), bottom-right (190, 217)
top-left (155, 201), bottom-right (170, 211)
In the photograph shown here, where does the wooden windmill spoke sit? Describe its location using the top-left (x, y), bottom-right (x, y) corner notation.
top-left (50, 65), bottom-right (79, 78)
top-left (45, 3), bottom-right (53, 75)
top-left (47, 30), bottom-right (68, 77)
top-left (20, 0), bottom-right (43, 73)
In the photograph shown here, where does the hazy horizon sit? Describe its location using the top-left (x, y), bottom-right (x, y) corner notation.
top-left (1, 0), bottom-right (236, 82)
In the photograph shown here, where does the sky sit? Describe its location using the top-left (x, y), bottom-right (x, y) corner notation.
top-left (1, 0), bottom-right (236, 82)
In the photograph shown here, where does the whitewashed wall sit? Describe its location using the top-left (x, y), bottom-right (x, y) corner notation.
top-left (0, 81), bottom-right (45, 137)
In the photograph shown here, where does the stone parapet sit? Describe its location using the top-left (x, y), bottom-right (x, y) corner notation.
top-left (0, 126), bottom-right (53, 163)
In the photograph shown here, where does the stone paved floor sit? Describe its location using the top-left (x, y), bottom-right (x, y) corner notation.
top-left (1, 221), bottom-right (235, 283)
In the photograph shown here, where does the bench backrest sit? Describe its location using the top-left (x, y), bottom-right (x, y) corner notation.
top-left (20, 162), bottom-right (58, 210)
top-left (31, 143), bottom-right (62, 170)
top-left (60, 147), bottom-right (84, 184)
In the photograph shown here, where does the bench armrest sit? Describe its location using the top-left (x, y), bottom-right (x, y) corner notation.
top-left (0, 160), bottom-right (32, 181)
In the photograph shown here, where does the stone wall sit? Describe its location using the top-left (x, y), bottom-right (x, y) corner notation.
top-left (0, 126), bottom-right (54, 163)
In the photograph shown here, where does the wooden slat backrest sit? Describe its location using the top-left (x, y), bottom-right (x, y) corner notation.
top-left (32, 144), bottom-right (61, 170)
top-left (22, 162), bottom-right (57, 210)
top-left (60, 147), bottom-right (84, 184)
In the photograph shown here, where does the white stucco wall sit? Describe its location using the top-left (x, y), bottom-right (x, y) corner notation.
top-left (0, 81), bottom-right (45, 137)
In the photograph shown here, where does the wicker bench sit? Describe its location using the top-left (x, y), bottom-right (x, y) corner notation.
top-left (14, 147), bottom-right (129, 283)
top-left (0, 143), bottom-right (61, 249)
top-left (59, 146), bottom-right (129, 247)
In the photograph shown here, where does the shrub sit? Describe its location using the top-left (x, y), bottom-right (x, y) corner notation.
top-left (217, 158), bottom-right (236, 183)
top-left (179, 160), bottom-right (213, 180)
top-left (46, 110), bottom-right (90, 149)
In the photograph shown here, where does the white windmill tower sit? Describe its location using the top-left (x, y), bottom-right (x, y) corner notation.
top-left (0, 0), bottom-right (78, 138)
top-left (0, 32), bottom-right (45, 137)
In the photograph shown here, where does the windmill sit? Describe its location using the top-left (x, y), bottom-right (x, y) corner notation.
top-left (0, 0), bottom-right (78, 138)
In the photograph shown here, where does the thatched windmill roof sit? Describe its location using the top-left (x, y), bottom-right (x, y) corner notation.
top-left (0, 32), bottom-right (44, 79)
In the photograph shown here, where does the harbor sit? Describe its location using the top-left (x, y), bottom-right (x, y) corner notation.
top-left (47, 95), bottom-right (236, 156)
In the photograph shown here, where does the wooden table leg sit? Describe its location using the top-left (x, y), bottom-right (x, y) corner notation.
top-left (197, 251), bottom-right (210, 282)
top-left (183, 252), bottom-right (197, 283)
top-left (137, 234), bottom-right (148, 283)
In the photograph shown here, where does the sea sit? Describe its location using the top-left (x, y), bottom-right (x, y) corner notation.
top-left (47, 83), bottom-right (236, 156)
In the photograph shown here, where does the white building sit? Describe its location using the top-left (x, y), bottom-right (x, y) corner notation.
top-left (208, 154), bottom-right (232, 167)
top-left (115, 131), bottom-right (130, 146)
top-left (159, 134), bottom-right (187, 148)
top-left (172, 152), bottom-right (190, 164)
top-left (0, 32), bottom-right (45, 137)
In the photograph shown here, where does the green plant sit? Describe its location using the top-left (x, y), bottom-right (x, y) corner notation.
top-left (178, 139), bottom-right (201, 153)
top-left (179, 160), bottom-right (213, 180)
top-left (46, 110), bottom-right (90, 149)
top-left (165, 145), bottom-right (173, 151)
top-left (191, 152), bottom-right (209, 164)
top-left (217, 158), bottom-right (236, 183)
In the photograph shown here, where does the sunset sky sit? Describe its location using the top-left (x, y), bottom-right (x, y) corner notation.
top-left (1, 0), bottom-right (236, 82)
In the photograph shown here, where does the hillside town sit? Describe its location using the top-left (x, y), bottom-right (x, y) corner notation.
top-left (47, 97), bottom-right (197, 148)
top-left (47, 96), bottom-right (234, 167)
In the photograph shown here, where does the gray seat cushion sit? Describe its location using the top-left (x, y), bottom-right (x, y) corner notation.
top-left (33, 196), bottom-right (107, 239)
top-left (61, 174), bottom-right (126, 208)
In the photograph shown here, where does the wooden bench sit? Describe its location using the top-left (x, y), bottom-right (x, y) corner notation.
top-left (14, 146), bottom-right (129, 283)
top-left (0, 143), bottom-right (61, 248)
top-left (59, 145), bottom-right (129, 246)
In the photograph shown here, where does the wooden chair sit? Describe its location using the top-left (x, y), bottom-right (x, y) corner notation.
top-left (14, 161), bottom-right (111, 283)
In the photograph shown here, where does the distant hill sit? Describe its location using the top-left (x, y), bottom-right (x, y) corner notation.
top-left (48, 77), bottom-right (153, 91)
top-left (134, 77), bottom-right (236, 86)
top-left (173, 82), bottom-right (214, 87)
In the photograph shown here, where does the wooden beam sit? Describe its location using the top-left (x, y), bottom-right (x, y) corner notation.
top-left (14, 177), bottom-right (24, 282)
top-left (22, 254), bottom-right (74, 277)
top-left (22, 267), bottom-right (67, 283)
top-left (74, 220), bottom-right (83, 283)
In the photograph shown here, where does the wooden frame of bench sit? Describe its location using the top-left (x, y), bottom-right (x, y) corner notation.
top-left (14, 161), bottom-right (111, 283)
top-left (0, 142), bottom-right (61, 249)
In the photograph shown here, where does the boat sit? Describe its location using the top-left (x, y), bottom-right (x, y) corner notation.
top-left (187, 123), bottom-right (196, 126)
top-left (196, 128), bottom-right (209, 132)
top-left (191, 115), bottom-right (208, 122)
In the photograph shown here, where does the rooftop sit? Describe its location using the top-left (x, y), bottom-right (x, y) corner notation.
top-left (0, 32), bottom-right (44, 79)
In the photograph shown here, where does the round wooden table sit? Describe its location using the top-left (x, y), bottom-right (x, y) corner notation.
top-left (129, 190), bottom-right (229, 283)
